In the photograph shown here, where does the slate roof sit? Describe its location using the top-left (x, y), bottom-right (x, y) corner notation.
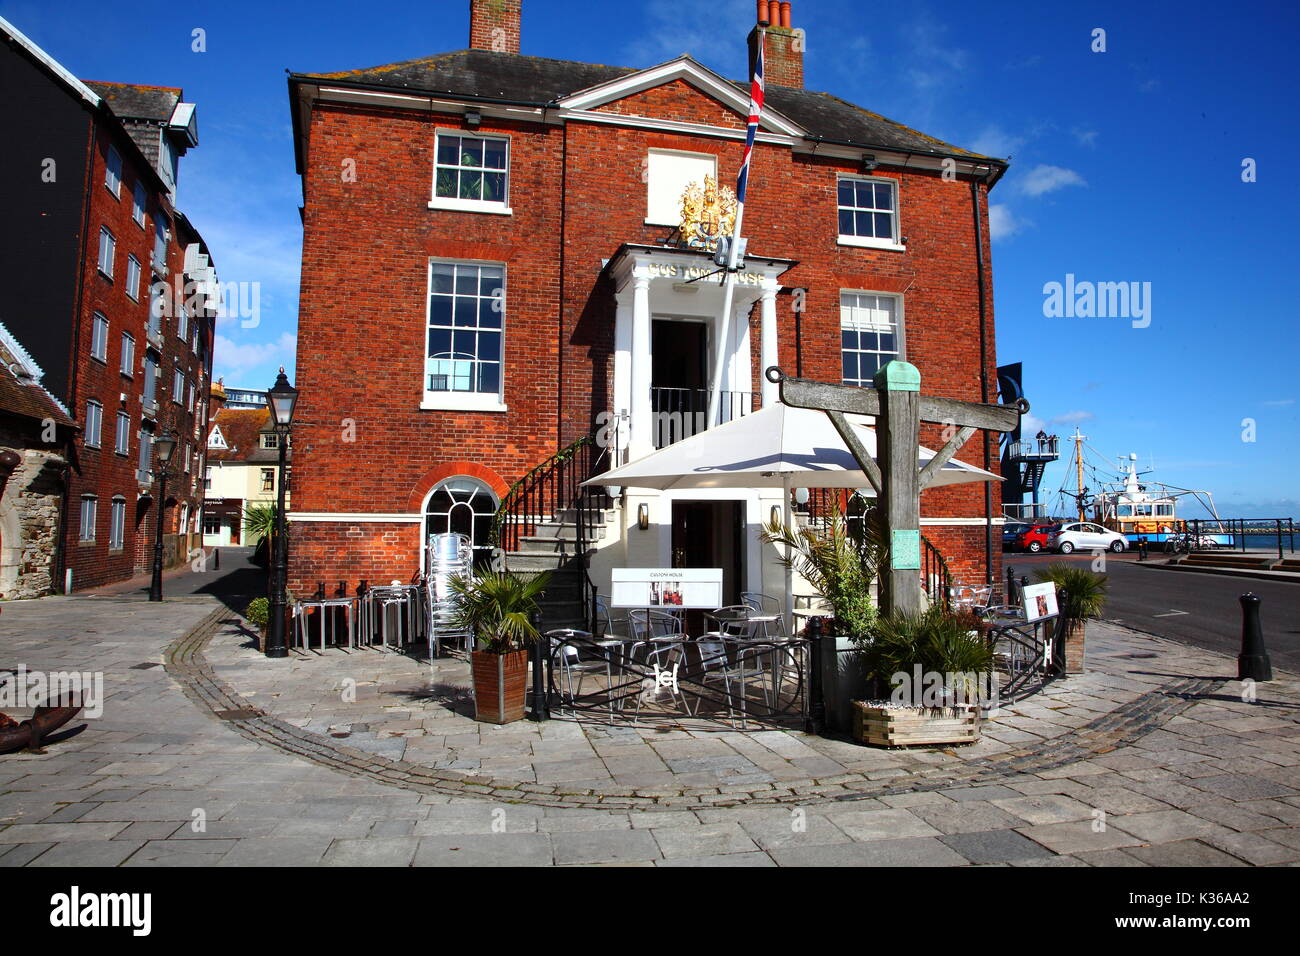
top-left (291, 50), bottom-right (1001, 164)
top-left (0, 335), bottom-right (75, 429)
top-left (83, 81), bottom-right (180, 121)
top-left (207, 408), bottom-right (289, 464)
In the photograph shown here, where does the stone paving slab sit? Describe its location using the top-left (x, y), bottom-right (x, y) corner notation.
top-left (1, 592), bottom-right (1298, 866)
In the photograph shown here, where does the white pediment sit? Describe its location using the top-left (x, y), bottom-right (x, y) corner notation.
top-left (556, 55), bottom-right (804, 139)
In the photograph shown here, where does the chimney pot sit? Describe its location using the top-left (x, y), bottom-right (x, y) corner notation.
top-left (756, 0), bottom-right (767, 23)
top-left (780, 2), bottom-right (792, 28)
top-left (768, 1), bottom-right (781, 27)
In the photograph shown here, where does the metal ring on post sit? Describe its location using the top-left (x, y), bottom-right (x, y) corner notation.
top-left (765, 366), bottom-right (786, 385)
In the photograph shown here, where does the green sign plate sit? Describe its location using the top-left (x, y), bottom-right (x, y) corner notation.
top-left (891, 529), bottom-right (922, 570)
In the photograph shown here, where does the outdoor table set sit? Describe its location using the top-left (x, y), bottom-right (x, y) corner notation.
top-left (545, 593), bottom-right (809, 729)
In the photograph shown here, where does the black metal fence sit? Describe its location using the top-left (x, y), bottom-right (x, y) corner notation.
top-left (539, 631), bottom-right (810, 729)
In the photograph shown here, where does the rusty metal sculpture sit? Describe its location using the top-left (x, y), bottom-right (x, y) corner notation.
top-left (0, 670), bottom-right (83, 753)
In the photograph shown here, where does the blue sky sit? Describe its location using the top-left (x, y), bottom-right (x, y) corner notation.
top-left (6, 0), bottom-right (1296, 517)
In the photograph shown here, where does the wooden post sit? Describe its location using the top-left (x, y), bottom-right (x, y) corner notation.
top-left (875, 361), bottom-right (923, 616)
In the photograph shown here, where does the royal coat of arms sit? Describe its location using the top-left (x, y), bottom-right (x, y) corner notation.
top-left (679, 176), bottom-right (737, 253)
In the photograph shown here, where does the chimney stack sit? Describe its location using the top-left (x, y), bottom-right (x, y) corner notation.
top-left (469, 0), bottom-right (521, 54)
top-left (749, 0), bottom-right (803, 88)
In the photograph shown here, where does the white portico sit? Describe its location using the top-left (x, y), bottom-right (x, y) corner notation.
top-left (606, 244), bottom-right (795, 464)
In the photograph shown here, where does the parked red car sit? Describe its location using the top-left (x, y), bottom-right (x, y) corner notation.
top-left (1012, 522), bottom-right (1061, 553)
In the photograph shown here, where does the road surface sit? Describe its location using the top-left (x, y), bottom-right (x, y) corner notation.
top-left (1005, 552), bottom-right (1299, 672)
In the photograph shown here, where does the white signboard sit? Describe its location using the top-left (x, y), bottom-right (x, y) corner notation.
top-left (1020, 582), bottom-right (1060, 623)
top-left (610, 568), bottom-right (723, 609)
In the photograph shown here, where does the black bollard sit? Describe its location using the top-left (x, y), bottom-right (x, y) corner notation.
top-left (805, 616), bottom-right (826, 736)
top-left (212, 548), bottom-right (220, 570)
top-left (529, 610), bottom-right (548, 721)
top-left (1237, 593), bottom-right (1273, 682)
top-left (1006, 565), bottom-right (1016, 604)
top-left (1137, 537), bottom-right (1147, 561)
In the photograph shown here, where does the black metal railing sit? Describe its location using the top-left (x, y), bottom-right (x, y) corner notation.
top-left (542, 631), bottom-right (809, 728)
top-left (651, 387), bottom-right (753, 448)
top-left (489, 435), bottom-right (612, 631)
top-left (1185, 517), bottom-right (1296, 557)
top-left (922, 535), bottom-right (952, 607)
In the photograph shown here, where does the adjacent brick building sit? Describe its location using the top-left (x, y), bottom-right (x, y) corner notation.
top-left (0, 14), bottom-right (217, 593)
top-left (287, 0), bottom-right (1009, 609)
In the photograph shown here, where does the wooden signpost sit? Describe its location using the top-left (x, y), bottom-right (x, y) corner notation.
top-left (769, 361), bottom-right (1025, 616)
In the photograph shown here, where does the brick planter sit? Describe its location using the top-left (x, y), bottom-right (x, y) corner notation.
top-left (1062, 618), bottom-right (1087, 674)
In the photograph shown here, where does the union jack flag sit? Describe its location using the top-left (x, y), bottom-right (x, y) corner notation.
top-left (735, 31), bottom-right (765, 205)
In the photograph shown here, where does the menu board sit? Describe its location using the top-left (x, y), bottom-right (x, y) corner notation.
top-left (610, 568), bottom-right (724, 609)
top-left (1020, 582), bottom-right (1060, 623)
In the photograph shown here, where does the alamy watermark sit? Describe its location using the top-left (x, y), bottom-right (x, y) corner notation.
top-left (1042, 274), bottom-right (1151, 328)
top-left (0, 665), bottom-right (103, 718)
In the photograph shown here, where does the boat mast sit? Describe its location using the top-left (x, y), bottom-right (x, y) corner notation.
top-left (1074, 428), bottom-right (1087, 521)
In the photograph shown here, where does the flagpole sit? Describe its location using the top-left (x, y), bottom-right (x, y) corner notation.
top-left (707, 24), bottom-right (765, 429)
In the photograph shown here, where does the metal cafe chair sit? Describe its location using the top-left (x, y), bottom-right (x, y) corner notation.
top-left (546, 628), bottom-right (622, 720)
top-left (948, 584), bottom-right (994, 615)
top-left (626, 609), bottom-right (689, 719)
top-left (741, 591), bottom-right (787, 638)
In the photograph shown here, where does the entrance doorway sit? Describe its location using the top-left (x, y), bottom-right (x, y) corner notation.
top-left (651, 319), bottom-right (707, 448)
top-left (671, 500), bottom-right (744, 630)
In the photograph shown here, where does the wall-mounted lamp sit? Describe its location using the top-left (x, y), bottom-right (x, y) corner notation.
top-left (606, 485), bottom-right (622, 500)
top-left (794, 487), bottom-right (810, 505)
top-left (770, 505), bottom-right (782, 526)
top-left (465, 109), bottom-right (481, 127)
top-left (861, 153), bottom-right (878, 172)
top-left (637, 503), bottom-right (650, 530)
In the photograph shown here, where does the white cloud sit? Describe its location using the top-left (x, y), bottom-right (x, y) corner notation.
top-left (1051, 410), bottom-right (1094, 425)
top-left (1262, 398), bottom-right (1295, 407)
top-left (1072, 127), bottom-right (1099, 148)
top-left (1019, 164), bottom-right (1087, 197)
top-left (1020, 412), bottom-right (1047, 435)
top-left (989, 203), bottom-right (1028, 241)
top-left (970, 125), bottom-right (1025, 158)
top-left (213, 331), bottom-right (297, 387)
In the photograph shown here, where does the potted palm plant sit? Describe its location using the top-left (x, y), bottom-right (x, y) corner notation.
top-left (450, 570), bottom-right (550, 724)
top-left (851, 606), bottom-right (995, 746)
top-left (1033, 563), bottom-right (1108, 674)
top-left (761, 501), bottom-right (886, 732)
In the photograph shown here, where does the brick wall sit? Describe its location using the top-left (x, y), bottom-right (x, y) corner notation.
top-left (469, 0), bottom-right (521, 54)
top-left (62, 116), bottom-right (208, 590)
top-left (291, 74), bottom-right (1005, 596)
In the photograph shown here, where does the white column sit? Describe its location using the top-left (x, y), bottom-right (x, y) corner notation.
top-left (613, 301), bottom-right (632, 464)
top-left (760, 280), bottom-right (779, 406)
top-left (628, 273), bottom-right (653, 460)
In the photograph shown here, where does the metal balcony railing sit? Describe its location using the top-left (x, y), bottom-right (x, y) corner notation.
top-left (651, 387), bottom-right (753, 449)
top-left (1006, 436), bottom-right (1059, 460)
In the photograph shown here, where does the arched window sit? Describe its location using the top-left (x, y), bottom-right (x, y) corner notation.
top-left (424, 476), bottom-right (499, 566)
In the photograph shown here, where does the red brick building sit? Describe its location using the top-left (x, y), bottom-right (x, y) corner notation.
top-left (287, 0), bottom-right (1009, 615)
top-left (0, 15), bottom-right (217, 592)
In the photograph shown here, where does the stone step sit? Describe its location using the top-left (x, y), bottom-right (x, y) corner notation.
top-left (504, 550), bottom-right (594, 572)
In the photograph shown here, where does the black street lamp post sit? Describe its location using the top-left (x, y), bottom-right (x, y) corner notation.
top-left (147, 429), bottom-right (179, 602)
top-left (264, 367), bottom-right (298, 659)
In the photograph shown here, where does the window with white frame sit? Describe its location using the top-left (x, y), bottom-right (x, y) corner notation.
top-left (84, 400), bottom-right (103, 448)
top-left (837, 177), bottom-right (899, 246)
top-left (425, 476), bottom-right (499, 566)
top-left (840, 292), bottom-right (902, 387)
top-left (152, 216), bottom-right (167, 272)
top-left (183, 442), bottom-right (192, 472)
top-left (126, 255), bottom-right (141, 301)
top-left (120, 332), bottom-right (135, 376)
top-left (148, 281), bottom-right (164, 337)
top-left (79, 495), bottom-right (97, 542)
top-left (260, 432), bottom-right (279, 449)
top-left (143, 354), bottom-right (159, 408)
top-left (98, 227), bottom-right (115, 278)
top-left (115, 410), bottom-right (130, 455)
top-left (109, 497), bottom-right (126, 550)
top-left (432, 132), bottom-right (509, 210)
top-left (137, 425), bottom-right (153, 478)
top-left (261, 468), bottom-right (274, 492)
top-left (132, 181), bottom-right (147, 227)
top-left (91, 312), bottom-right (109, 362)
top-left (172, 368), bottom-right (185, 404)
top-left (425, 261), bottom-right (504, 404)
top-left (177, 305), bottom-right (187, 341)
top-left (646, 149), bottom-right (717, 226)
top-left (105, 145), bottom-right (122, 197)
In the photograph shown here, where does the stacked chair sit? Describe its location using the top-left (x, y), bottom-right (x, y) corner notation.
top-left (425, 532), bottom-right (475, 660)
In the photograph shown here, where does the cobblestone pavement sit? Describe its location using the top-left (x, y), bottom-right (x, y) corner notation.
top-left (2, 594), bottom-right (1298, 866)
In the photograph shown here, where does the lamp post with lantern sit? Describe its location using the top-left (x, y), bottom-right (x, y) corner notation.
top-left (264, 367), bottom-right (298, 658)
top-left (147, 428), bottom-right (179, 602)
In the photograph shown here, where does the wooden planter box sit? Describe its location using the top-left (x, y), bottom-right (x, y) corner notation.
top-left (852, 702), bottom-right (981, 747)
top-left (471, 648), bottom-right (529, 724)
